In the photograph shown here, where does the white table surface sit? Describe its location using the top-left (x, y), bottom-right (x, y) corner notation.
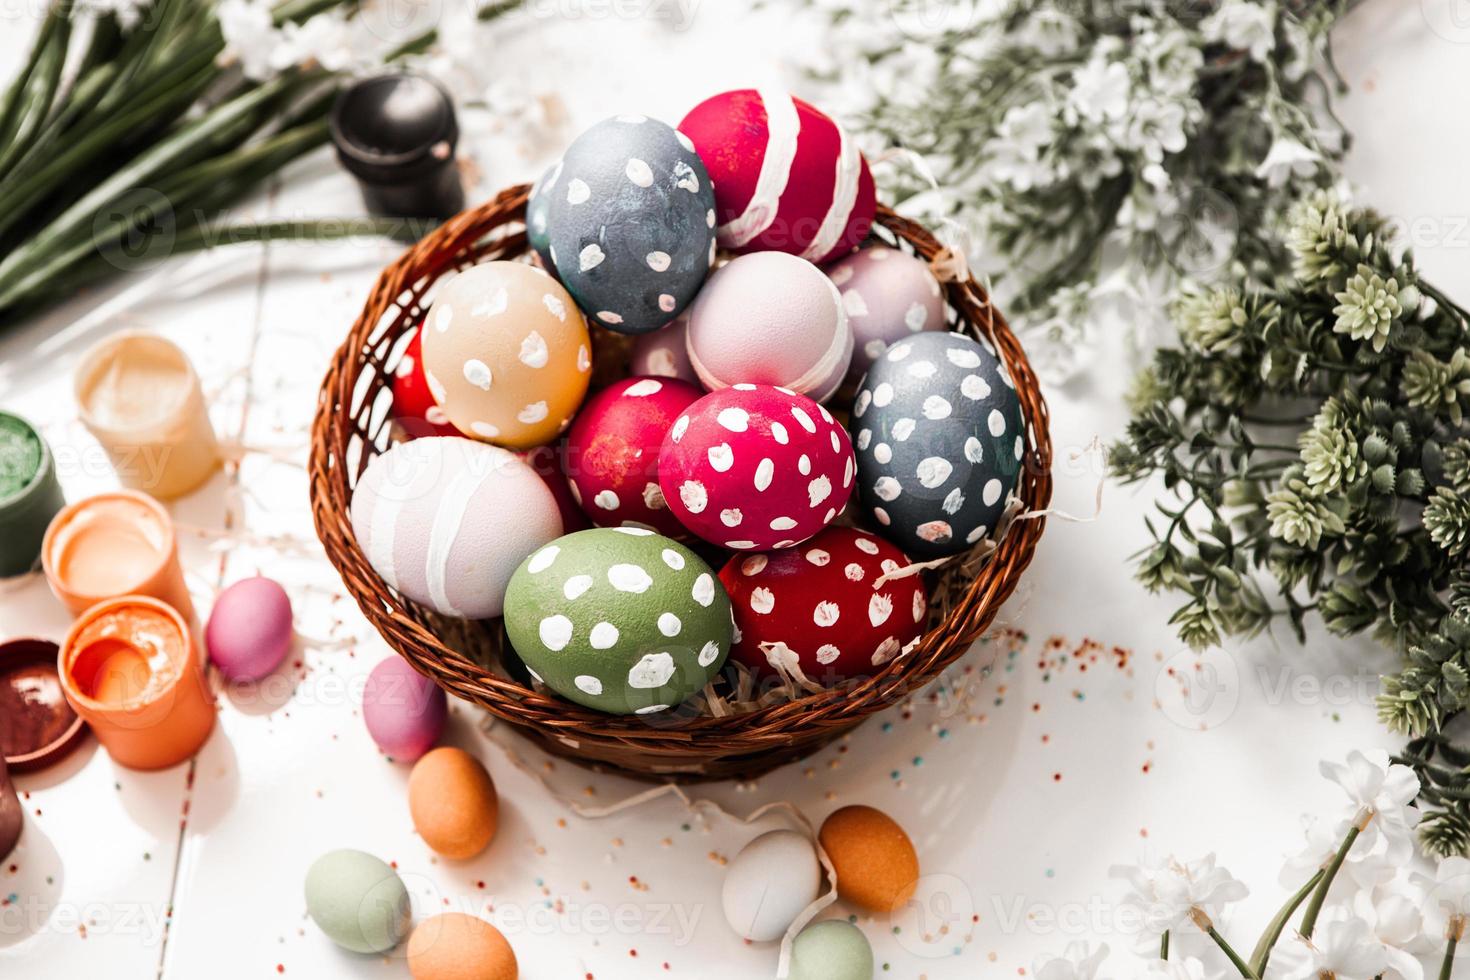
top-left (0, 2), bottom-right (1466, 977)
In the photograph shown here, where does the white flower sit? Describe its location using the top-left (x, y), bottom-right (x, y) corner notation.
top-left (1319, 749), bottom-right (1421, 865)
top-left (1255, 137), bottom-right (1320, 188)
top-left (77, 0), bottom-right (149, 30)
top-left (1034, 941), bottom-right (1110, 980)
top-left (1069, 54), bottom-right (1131, 123)
top-left (1267, 915), bottom-right (1389, 980)
top-left (1412, 856), bottom-right (1470, 943)
top-left (1017, 8), bottom-right (1082, 58)
top-left (1137, 956), bottom-right (1231, 980)
top-left (1126, 99), bottom-right (1189, 163)
top-left (1351, 884), bottom-right (1433, 980)
top-left (986, 101), bottom-right (1057, 192)
top-left (1202, 0), bottom-right (1278, 63)
top-left (1278, 813), bottom-right (1394, 894)
top-left (1111, 853), bottom-right (1249, 938)
top-left (218, 0), bottom-right (280, 81)
top-left (282, 12), bottom-right (356, 73)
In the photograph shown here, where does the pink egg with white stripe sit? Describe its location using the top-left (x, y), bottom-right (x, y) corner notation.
top-left (658, 385), bottom-right (855, 551)
top-left (351, 437), bottom-right (563, 619)
top-left (680, 89), bottom-right (876, 264)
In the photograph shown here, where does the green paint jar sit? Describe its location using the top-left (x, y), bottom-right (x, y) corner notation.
top-left (0, 412), bottom-right (64, 578)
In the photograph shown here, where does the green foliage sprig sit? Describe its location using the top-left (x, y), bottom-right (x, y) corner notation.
top-left (1113, 192), bottom-right (1470, 855)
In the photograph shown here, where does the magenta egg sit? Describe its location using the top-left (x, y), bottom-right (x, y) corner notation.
top-left (685, 253), bottom-right (853, 403)
top-left (563, 376), bottom-right (702, 537)
top-left (659, 384), bottom-right (855, 550)
top-left (826, 245), bottom-right (946, 384)
top-left (205, 576), bottom-right (293, 682)
top-left (628, 312), bottom-right (699, 386)
top-left (362, 655), bottom-right (447, 762)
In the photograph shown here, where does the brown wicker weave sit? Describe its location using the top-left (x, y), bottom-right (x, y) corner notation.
top-left (309, 184), bottom-right (1053, 782)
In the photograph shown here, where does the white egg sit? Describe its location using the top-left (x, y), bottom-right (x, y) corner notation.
top-left (721, 830), bottom-right (822, 943)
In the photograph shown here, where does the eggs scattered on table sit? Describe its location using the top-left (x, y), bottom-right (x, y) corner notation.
top-left (818, 804), bottom-right (920, 914)
top-left (659, 384), bottom-right (854, 551)
top-left (502, 528), bottom-right (732, 715)
top-left (721, 829), bottom-right (823, 942)
top-left (540, 115), bottom-right (716, 335)
top-left (789, 920), bottom-right (875, 980)
top-left (205, 576), bottom-right (292, 682)
top-left (420, 261), bottom-right (591, 449)
top-left (362, 654), bottom-right (446, 762)
top-left (850, 331), bottom-right (1025, 558)
top-left (304, 849), bottom-right (411, 953)
top-left (350, 437), bottom-right (564, 619)
top-left (408, 913), bottom-right (519, 980)
top-left (409, 747), bottom-right (499, 860)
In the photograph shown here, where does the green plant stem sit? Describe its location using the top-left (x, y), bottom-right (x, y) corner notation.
top-left (1441, 936), bottom-right (1458, 980)
top-left (1207, 925), bottom-right (1260, 980)
top-left (1248, 869), bottom-right (1324, 976)
top-left (1161, 930), bottom-right (1169, 960)
top-left (1300, 823), bottom-right (1361, 939)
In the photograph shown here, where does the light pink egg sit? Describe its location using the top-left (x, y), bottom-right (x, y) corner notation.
top-left (350, 437), bottom-right (563, 619)
top-left (628, 312), bottom-right (699, 385)
top-left (826, 245), bottom-right (946, 383)
top-left (659, 384), bottom-right (855, 551)
top-left (685, 253), bottom-right (853, 403)
top-left (205, 576), bottom-right (293, 682)
top-left (563, 376), bottom-right (702, 538)
top-left (362, 655), bottom-right (446, 762)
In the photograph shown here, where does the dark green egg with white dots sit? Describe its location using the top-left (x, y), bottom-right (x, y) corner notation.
top-left (503, 527), bottom-right (733, 715)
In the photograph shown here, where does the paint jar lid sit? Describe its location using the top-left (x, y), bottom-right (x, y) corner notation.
top-left (330, 72), bottom-right (459, 185)
top-left (0, 638), bottom-right (87, 773)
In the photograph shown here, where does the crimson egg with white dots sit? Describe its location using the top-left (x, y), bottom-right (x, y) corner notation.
top-left (719, 526), bottom-right (927, 684)
top-left (390, 327), bottom-right (458, 439)
top-left (659, 384), bottom-right (855, 551)
top-left (562, 376), bottom-right (701, 538)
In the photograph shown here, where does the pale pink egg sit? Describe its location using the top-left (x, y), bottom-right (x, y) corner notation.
top-left (362, 655), bottom-right (446, 762)
top-left (659, 384), bottom-right (854, 551)
top-left (628, 312), bottom-right (699, 385)
top-left (825, 245), bottom-right (947, 384)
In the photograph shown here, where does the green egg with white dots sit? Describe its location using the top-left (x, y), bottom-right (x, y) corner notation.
top-left (789, 920), bottom-right (875, 980)
top-left (504, 527), bottom-right (732, 715)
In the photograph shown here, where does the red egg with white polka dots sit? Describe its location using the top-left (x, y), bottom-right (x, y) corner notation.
top-left (658, 384), bottom-right (855, 551)
top-left (391, 326), bottom-right (459, 439)
top-left (718, 526), bottom-right (928, 683)
top-left (564, 376), bottom-right (703, 538)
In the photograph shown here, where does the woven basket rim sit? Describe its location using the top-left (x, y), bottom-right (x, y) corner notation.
top-left (308, 184), bottom-right (1054, 778)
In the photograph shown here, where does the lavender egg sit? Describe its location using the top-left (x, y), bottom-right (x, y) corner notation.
top-left (205, 576), bottom-right (293, 682)
top-left (628, 311), bottom-right (699, 385)
top-left (362, 655), bottom-right (447, 762)
top-left (826, 245), bottom-right (946, 384)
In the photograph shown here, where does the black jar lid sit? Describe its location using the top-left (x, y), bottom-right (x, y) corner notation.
top-left (330, 72), bottom-right (460, 185)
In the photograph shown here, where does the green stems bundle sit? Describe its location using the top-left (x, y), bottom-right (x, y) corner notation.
top-left (1112, 191), bottom-right (1470, 857)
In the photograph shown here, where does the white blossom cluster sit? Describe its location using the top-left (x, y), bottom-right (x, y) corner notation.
top-left (1035, 751), bottom-right (1468, 980)
top-left (791, 0), bottom-right (1346, 382)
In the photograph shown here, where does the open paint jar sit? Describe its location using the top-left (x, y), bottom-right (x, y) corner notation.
top-left (0, 638), bottom-right (85, 773)
top-left (0, 411), bottom-right (65, 577)
top-left (74, 331), bottom-right (219, 499)
top-left (42, 490), bottom-right (195, 621)
top-left (59, 596), bottom-right (214, 770)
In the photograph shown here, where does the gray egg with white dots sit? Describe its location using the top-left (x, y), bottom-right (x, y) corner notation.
top-left (849, 331), bottom-right (1025, 559)
top-left (526, 162), bottom-right (557, 275)
top-left (541, 115), bottom-right (717, 335)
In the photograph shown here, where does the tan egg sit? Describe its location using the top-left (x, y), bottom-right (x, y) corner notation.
top-left (421, 261), bottom-right (591, 449)
top-left (408, 913), bottom-right (518, 980)
top-left (408, 747), bottom-right (499, 860)
top-left (818, 804), bottom-right (920, 914)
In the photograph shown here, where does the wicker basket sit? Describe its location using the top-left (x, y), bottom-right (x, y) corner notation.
top-left (309, 184), bottom-right (1053, 782)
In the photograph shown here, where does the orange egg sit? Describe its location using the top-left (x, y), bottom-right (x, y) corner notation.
top-left (408, 913), bottom-right (517, 980)
top-left (421, 261), bottom-right (591, 449)
top-left (818, 805), bottom-right (920, 914)
top-left (408, 747), bottom-right (498, 860)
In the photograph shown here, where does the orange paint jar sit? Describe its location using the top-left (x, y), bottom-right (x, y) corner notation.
top-left (42, 490), bottom-right (194, 621)
top-left (59, 596), bottom-right (214, 769)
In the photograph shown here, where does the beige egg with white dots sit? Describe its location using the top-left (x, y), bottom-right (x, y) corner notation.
top-left (421, 261), bottom-right (592, 450)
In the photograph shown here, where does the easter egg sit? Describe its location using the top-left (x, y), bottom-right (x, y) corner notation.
top-left (789, 920), bottom-right (874, 980)
top-left (408, 747), bottom-right (498, 859)
top-left (679, 88), bottom-right (876, 264)
top-left (818, 805), bottom-right (919, 914)
top-left (563, 376), bottom-right (701, 537)
top-left (721, 829), bottom-right (822, 942)
top-left (502, 528), bottom-right (732, 715)
top-left (719, 526), bottom-right (927, 683)
top-left (304, 849), bottom-right (411, 953)
top-left (850, 332), bottom-right (1025, 559)
top-left (205, 576), bottom-right (292, 682)
top-left (526, 163), bottom-right (557, 275)
top-left (392, 327), bottom-right (460, 439)
top-left (628, 311), bottom-right (699, 385)
top-left (408, 913), bottom-right (518, 980)
top-left (363, 654), bottom-right (447, 761)
top-left (827, 245), bottom-right (946, 384)
top-left (350, 437), bottom-right (563, 619)
top-left (658, 385), bottom-right (854, 551)
top-left (420, 261), bottom-right (591, 449)
top-left (541, 115), bottom-right (716, 335)
top-left (686, 252), bottom-right (852, 402)
top-left (520, 444), bottom-right (589, 534)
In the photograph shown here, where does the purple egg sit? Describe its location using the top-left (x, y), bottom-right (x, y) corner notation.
top-left (825, 244), bottom-right (946, 384)
top-left (628, 311), bottom-right (699, 386)
top-left (206, 576), bottom-right (293, 682)
top-left (362, 655), bottom-right (446, 762)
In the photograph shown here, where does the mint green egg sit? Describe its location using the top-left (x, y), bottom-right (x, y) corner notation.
top-left (789, 920), bottom-right (875, 980)
top-left (304, 849), bottom-right (410, 954)
top-left (503, 527), bottom-right (732, 715)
